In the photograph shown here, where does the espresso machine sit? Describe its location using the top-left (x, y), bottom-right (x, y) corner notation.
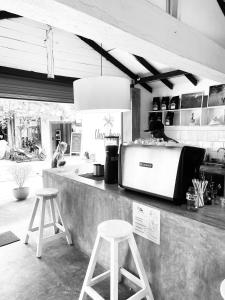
top-left (119, 144), bottom-right (205, 204)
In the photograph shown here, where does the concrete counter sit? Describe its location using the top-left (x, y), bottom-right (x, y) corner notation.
top-left (43, 166), bottom-right (225, 300)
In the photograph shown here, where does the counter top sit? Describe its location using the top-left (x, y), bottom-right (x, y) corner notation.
top-left (44, 166), bottom-right (225, 231)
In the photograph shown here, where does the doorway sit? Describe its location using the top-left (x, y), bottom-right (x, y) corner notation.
top-left (50, 122), bottom-right (72, 155)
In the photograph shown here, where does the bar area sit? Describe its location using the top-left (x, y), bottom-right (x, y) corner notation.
top-left (1, 1), bottom-right (225, 300)
top-left (42, 156), bottom-right (225, 299)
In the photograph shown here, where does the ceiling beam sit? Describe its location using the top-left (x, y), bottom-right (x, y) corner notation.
top-left (137, 69), bottom-right (198, 86)
top-left (2, 0), bottom-right (225, 82)
top-left (137, 70), bottom-right (186, 84)
top-left (0, 11), bottom-right (21, 20)
top-left (77, 35), bottom-right (153, 93)
top-left (184, 73), bottom-right (198, 86)
top-left (134, 54), bottom-right (174, 90)
top-left (217, 0), bottom-right (225, 17)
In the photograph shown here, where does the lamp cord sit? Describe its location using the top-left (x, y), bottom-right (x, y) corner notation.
top-left (100, 43), bottom-right (103, 76)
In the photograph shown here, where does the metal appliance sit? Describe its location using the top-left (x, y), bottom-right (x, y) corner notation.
top-left (119, 144), bottom-right (205, 204)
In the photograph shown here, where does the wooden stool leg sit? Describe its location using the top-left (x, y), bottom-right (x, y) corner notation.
top-left (24, 197), bottom-right (39, 244)
top-left (110, 239), bottom-right (119, 300)
top-left (36, 198), bottom-right (46, 258)
top-left (79, 234), bottom-right (103, 300)
top-left (54, 198), bottom-right (72, 245)
top-left (128, 235), bottom-right (154, 300)
top-left (50, 198), bottom-right (57, 234)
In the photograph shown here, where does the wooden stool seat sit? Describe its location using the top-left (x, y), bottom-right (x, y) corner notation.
top-left (98, 219), bottom-right (133, 240)
top-left (35, 188), bottom-right (58, 197)
top-left (24, 187), bottom-right (72, 258)
top-left (79, 219), bottom-right (154, 300)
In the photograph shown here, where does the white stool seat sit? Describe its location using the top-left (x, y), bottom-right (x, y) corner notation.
top-left (221, 279), bottom-right (225, 299)
top-left (79, 219), bottom-right (154, 300)
top-left (24, 187), bottom-right (72, 258)
top-left (36, 188), bottom-right (58, 197)
top-left (98, 219), bottom-right (133, 239)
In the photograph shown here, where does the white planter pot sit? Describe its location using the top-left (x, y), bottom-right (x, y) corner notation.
top-left (13, 187), bottom-right (30, 201)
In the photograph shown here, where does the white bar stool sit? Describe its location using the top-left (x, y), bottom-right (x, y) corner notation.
top-left (79, 219), bottom-right (154, 300)
top-left (221, 279), bottom-right (225, 299)
top-left (24, 188), bottom-right (72, 258)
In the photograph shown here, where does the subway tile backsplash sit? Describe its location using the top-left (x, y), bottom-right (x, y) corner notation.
top-left (164, 127), bottom-right (225, 161)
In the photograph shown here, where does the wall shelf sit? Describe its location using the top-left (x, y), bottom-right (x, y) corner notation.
top-left (148, 103), bottom-right (225, 127)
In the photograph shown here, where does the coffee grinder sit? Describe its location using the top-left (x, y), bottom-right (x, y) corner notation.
top-left (104, 136), bottom-right (119, 184)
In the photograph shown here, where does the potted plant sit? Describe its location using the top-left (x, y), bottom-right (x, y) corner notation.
top-left (11, 164), bottom-right (31, 200)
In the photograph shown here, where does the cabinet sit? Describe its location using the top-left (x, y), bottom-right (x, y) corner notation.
top-left (148, 96), bottom-right (225, 127)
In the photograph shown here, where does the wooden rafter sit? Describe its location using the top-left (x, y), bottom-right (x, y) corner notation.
top-left (134, 54), bottom-right (173, 90)
top-left (217, 0), bottom-right (225, 16)
top-left (184, 73), bottom-right (198, 86)
top-left (137, 69), bottom-right (198, 86)
top-left (0, 11), bottom-right (21, 20)
top-left (77, 35), bottom-right (153, 93)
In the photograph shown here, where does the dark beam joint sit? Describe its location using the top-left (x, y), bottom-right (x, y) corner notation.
top-left (138, 69), bottom-right (198, 86)
top-left (217, 0), bottom-right (225, 17)
top-left (134, 55), bottom-right (174, 90)
top-left (137, 70), bottom-right (186, 84)
top-left (184, 73), bottom-right (198, 86)
top-left (77, 35), bottom-right (152, 93)
top-left (0, 11), bottom-right (22, 20)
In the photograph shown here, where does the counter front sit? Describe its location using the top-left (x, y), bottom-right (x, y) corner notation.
top-left (43, 166), bottom-right (225, 300)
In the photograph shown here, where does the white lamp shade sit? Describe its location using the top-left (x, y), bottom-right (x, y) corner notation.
top-left (73, 76), bottom-right (131, 111)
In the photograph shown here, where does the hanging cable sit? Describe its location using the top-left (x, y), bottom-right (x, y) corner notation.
top-left (45, 25), bottom-right (55, 79)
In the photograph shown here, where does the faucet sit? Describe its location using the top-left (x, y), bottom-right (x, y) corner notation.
top-left (217, 148), bottom-right (225, 166)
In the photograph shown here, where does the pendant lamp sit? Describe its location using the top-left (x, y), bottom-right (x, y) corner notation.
top-left (73, 76), bottom-right (131, 111)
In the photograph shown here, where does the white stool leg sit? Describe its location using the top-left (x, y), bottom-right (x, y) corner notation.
top-left (79, 233), bottom-right (103, 300)
top-left (128, 234), bottom-right (154, 300)
top-left (110, 239), bottom-right (119, 300)
top-left (24, 197), bottom-right (39, 244)
top-left (54, 198), bottom-right (72, 245)
top-left (36, 198), bottom-right (46, 258)
top-left (50, 198), bottom-right (57, 234)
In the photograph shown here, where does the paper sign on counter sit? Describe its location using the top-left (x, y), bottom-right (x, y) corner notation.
top-left (133, 202), bottom-right (160, 245)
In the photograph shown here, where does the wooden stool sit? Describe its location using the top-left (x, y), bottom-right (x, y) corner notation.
top-left (79, 219), bottom-right (154, 300)
top-left (24, 188), bottom-right (72, 258)
top-left (221, 279), bottom-right (225, 299)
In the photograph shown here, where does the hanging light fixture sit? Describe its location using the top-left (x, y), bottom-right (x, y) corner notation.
top-left (73, 76), bottom-right (131, 111)
top-left (73, 43), bottom-right (131, 111)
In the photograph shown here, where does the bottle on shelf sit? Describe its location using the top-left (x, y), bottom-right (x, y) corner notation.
top-left (165, 112), bottom-right (174, 126)
top-left (152, 97), bottom-right (161, 111)
top-left (169, 96), bottom-right (180, 110)
top-left (161, 97), bottom-right (170, 110)
top-left (189, 112), bottom-right (196, 125)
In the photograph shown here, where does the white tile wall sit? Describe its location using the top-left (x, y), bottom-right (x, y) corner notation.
top-left (165, 126), bottom-right (225, 161)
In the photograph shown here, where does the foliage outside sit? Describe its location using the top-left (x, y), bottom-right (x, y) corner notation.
top-left (11, 164), bottom-right (31, 188)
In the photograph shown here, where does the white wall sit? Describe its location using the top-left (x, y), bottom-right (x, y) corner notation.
top-left (179, 0), bottom-right (225, 49)
top-left (80, 111), bottom-right (122, 164)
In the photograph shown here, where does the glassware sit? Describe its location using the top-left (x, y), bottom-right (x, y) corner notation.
top-left (186, 187), bottom-right (198, 211)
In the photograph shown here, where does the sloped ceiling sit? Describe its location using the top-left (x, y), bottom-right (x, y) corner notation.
top-left (0, 16), bottom-right (199, 91)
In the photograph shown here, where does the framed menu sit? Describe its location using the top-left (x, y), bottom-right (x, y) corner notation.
top-left (70, 132), bottom-right (81, 155)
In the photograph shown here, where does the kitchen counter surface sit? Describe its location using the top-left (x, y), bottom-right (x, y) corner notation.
top-left (45, 166), bottom-right (225, 231)
top-left (43, 166), bottom-right (225, 300)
